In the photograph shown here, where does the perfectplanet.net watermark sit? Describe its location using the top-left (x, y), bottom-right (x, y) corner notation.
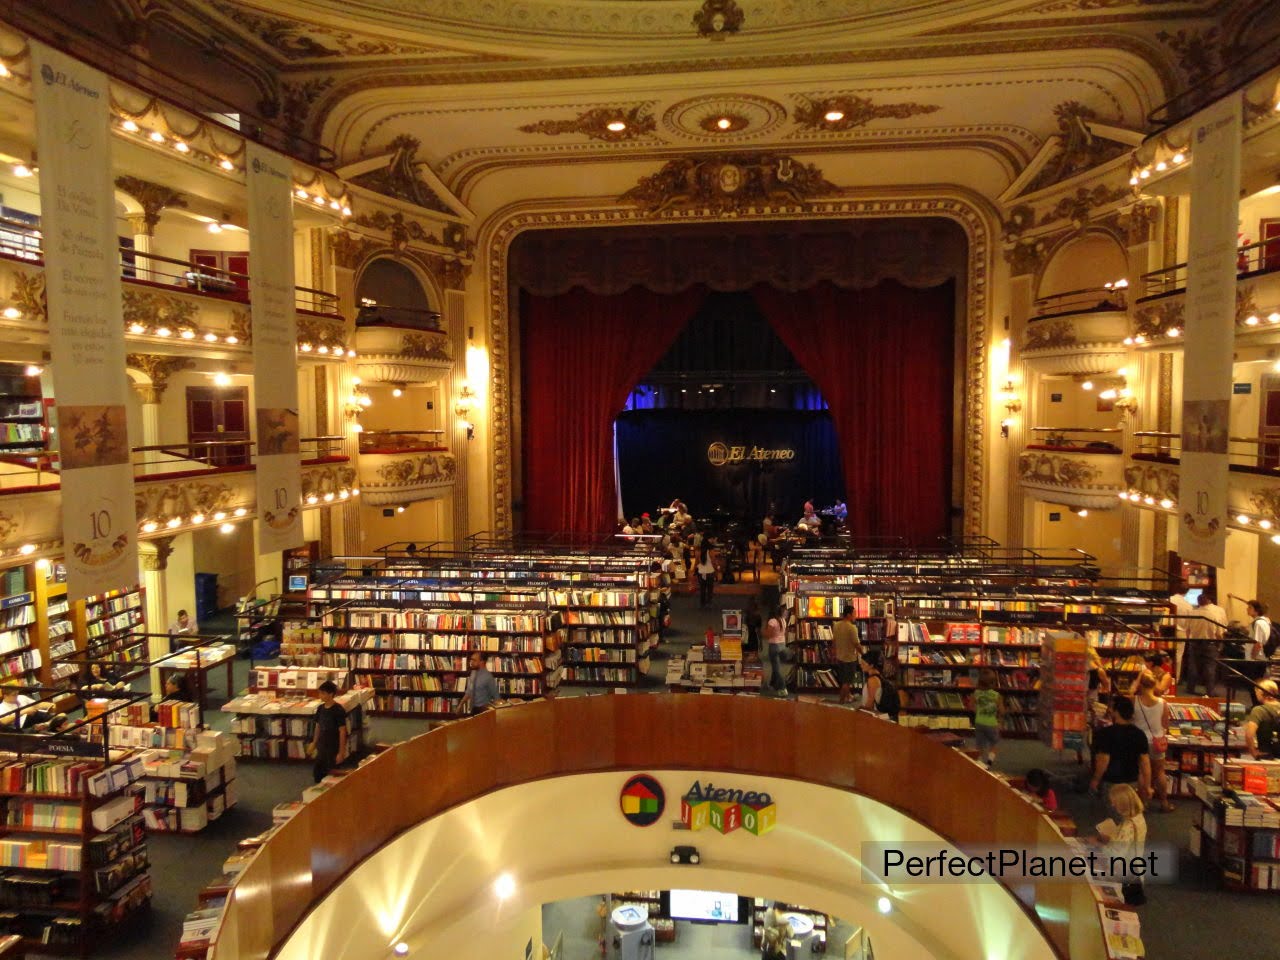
top-left (860, 842), bottom-right (1179, 884)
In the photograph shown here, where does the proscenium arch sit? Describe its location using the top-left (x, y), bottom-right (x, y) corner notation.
top-left (476, 187), bottom-right (998, 539)
top-left (207, 697), bottom-right (1110, 960)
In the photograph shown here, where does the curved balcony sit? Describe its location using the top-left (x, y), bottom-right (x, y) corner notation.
top-left (1125, 432), bottom-right (1280, 527)
top-left (206, 696), bottom-right (1118, 960)
top-left (1018, 429), bottom-right (1125, 509)
top-left (1021, 287), bottom-right (1128, 374)
top-left (353, 305), bottom-right (451, 384)
top-left (358, 446), bottom-right (456, 506)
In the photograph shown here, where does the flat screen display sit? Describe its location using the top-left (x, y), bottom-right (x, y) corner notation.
top-left (1184, 588), bottom-right (1203, 607)
top-left (667, 890), bottom-right (742, 923)
top-left (287, 574), bottom-right (309, 592)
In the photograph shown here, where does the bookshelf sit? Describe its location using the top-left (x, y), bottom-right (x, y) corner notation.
top-left (222, 668), bottom-right (370, 761)
top-left (0, 751), bottom-right (151, 954)
top-left (554, 582), bottom-right (650, 687)
top-left (311, 578), bottom-right (563, 716)
top-left (0, 366), bottom-right (46, 455)
top-left (0, 577), bottom-right (42, 688)
top-left (72, 588), bottom-right (146, 676)
top-left (1192, 759), bottom-right (1280, 892)
top-left (786, 587), bottom-right (892, 694)
top-left (84, 700), bottom-right (238, 834)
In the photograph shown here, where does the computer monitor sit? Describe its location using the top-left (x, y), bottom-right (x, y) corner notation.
top-left (287, 574), bottom-right (308, 592)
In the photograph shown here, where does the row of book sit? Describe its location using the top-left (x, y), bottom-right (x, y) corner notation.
top-left (84, 609), bottom-right (143, 639)
top-left (4, 799), bottom-right (82, 831)
top-left (549, 590), bottom-right (645, 607)
top-left (362, 673), bottom-right (465, 693)
top-left (0, 838), bottom-right (83, 870)
top-left (231, 715), bottom-right (313, 739)
top-left (101, 700), bottom-right (198, 730)
top-left (250, 666), bottom-right (350, 693)
top-left (563, 612), bottom-right (639, 626)
top-left (239, 737), bottom-right (312, 760)
top-left (370, 693), bottom-right (457, 714)
top-left (564, 647), bottom-right (635, 664)
top-left (562, 665), bottom-right (637, 684)
top-left (326, 610), bottom-right (557, 632)
top-left (566, 627), bottom-right (641, 645)
top-left (0, 627), bottom-right (30, 656)
top-left (84, 593), bottom-right (143, 619)
top-left (796, 595), bottom-right (889, 619)
top-left (324, 633), bottom-right (547, 653)
top-left (0, 648), bottom-right (41, 682)
top-left (0, 755), bottom-right (143, 798)
top-left (0, 603), bottom-right (33, 629)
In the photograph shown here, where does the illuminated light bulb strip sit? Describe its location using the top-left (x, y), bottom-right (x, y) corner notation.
top-left (302, 487), bottom-right (359, 507)
top-left (1129, 150), bottom-right (1188, 186)
top-left (139, 509), bottom-right (263, 534)
top-left (112, 112), bottom-right (245, 174)
top-left (292, 181), bottom-right (352, 218)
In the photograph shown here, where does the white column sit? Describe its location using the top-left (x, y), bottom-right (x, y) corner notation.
top-left (139, 537), bottom-right (174, 700)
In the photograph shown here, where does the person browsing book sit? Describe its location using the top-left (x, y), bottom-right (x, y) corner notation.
top-left (1244, 679), bottom-right (1280, 759)
top-left (1025, 768), bottom-right (1058, 812)
top-left (149, 674), bottom-right (192, 722)
top-left (167, 609), bottom-right (198, 650)
top-left (0, 683), bottom-right (68, 732)
top-left (764, 607), bottom-right (788, 697)
top-left (461, 650), bottom-right (499, 714)
top-left (832, 606), bottom-right (861, 704)
top-left (858, 650), bottom-right (898, 720)
top-left (1093, 784), bottom-right (1148, 906)
top-left (311, 680), bottom-right (347, 783)
top-left (1133, 672), bottom-right (1175, 812)
top-left (1089, 697), bottom-right (1151, 802)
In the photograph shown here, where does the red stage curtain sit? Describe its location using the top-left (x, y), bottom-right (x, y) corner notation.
top-left (752, 280), bottom-right (955, 544)
top-left (520, 285), bottom-right (707, 537)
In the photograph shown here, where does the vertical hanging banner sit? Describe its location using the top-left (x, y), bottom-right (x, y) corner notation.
top-left (245, 142), bottom-right (302, 554)
top-left (31, 43), bottom-right (137, 600)
top-left (1179, 92), bottom-right (1241, 568)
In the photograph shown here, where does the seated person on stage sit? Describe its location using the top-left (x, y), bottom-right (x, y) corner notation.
top-left (0, 683), bottom-right (69, 732)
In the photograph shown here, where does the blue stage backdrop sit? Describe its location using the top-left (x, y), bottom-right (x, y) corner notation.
top-left (616, 409), bottom-right (845, 525)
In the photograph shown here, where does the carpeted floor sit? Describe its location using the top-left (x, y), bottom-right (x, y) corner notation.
top-left (40, 590), bottom-right (1269, 959)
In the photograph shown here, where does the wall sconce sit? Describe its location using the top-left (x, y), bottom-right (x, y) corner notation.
top-left (999, 380), bottom-right (1021, 439)
top-left (454, 382), bottom-right (474, 418)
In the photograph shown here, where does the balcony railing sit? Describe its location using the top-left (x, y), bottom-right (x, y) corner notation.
top-left (355, 302), bottom-right (443, 331)
top-left (132, 440), bottom-right (253, 473)
top-left (1033, 285), bottom-right (1127, 319)
top-left (358, 429), bottom-right (446, 455)
top-left (301, 436), bottom-right (347, 461)
top-left (1140, 239), bottom-right (1280, 300)
top-left (0, 450), bottom-right (59, 489)
top-left (1027, 426), bottom-right (1123, 452)
top-left (0, 217), bottom-right (340, 317)
top-left (1133, 430), bottom-right (1280, 473)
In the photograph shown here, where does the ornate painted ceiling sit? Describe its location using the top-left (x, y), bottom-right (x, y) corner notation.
top-left (154, 0), bottom-right (1268, 214)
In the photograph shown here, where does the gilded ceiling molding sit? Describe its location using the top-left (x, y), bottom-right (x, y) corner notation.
top-left (126, 353), bottom-right (195, 403)
top-left (1021, 101), bottom-right (1131, 195)
top-left (310, 32), bottom-right (1177, 130)
top-left (11, 271), bottom-right (46, 325)
top-left (793, 94), bottom-right (941, 131)
top-left (519, 106), bottom-right (658, 142)
top-left (351, 135), bottom-right (453, 213)
top-left (481, 189), bottom-right (995, 539)
top-left (1155, 26), bottom-right (1229, 85)
top-left (205, 0), bottom-right (457, 60)
top-left (276, 76), bottom-right (333, 139)
top-left (354, 209), bottom-right (442, 251)
top-left (1024, 319), bottom-right (1078, 350)
top-left (1002, 204), bottom-right (1035, 242)
top-left (1037, 183), bottom-right (1132, 228)
top-left (122, 289), bottom-right (199, 334)
top-left (330, 229), bottom-right (383, 271)
top-left (113, 175), bottom-right (187, 233)
top-left (1125, 201), bottom-right (1159, 245)
top-left (693, 0), bottom-right (745, 39)
top-left (1004, 239), bottom-right (1048, 278)
top-left (619, 153), bottom-right (837, 216)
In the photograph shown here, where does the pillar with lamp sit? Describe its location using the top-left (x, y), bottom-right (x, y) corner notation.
top-left (455, 380), bottom-right (475, 441)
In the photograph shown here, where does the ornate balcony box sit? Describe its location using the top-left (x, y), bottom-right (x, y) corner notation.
top-left (359, 449), bottom-right (456, 506)
top-left (1021, 311), bottom-right (1128, 375)
top-left (1018, 446), bottom-right (1124, 509)
top-left (353, 326), bottom-right (452, 385)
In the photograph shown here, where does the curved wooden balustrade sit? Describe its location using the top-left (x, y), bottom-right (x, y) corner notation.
top-left (212, 696), bottom-right (1110, 960)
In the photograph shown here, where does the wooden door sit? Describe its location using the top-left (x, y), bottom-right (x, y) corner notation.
top-left (189, 249), bottom-right (250, 293)
top-left (1261, 373), bottom-right (1280, 470)
top-left (1260, 219), bottom-right (1280, 272)
top-left (186, 386), bottom-right (251, 466)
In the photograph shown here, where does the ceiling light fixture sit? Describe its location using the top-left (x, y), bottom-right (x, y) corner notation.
top-left (23, 364), bottom-right (41, 376)
top-left (1, 307), bottom-right (20, 319)
top-left (148, 130), bottom-right (164, 143)
top-left (121, 119), bottom-right (139, 133)
top-left (219, 158), bottom-right (235, 171)
top-left (174, 141), bottom-right (189, 153)
top-left (716, 117), bottom-right (732, 130)
top-left (11, 163), bottom-right (31, 178)
top-left (824, 110), bottom-right (845, 122)
top-left (606, 120), bottom-right (627, 132)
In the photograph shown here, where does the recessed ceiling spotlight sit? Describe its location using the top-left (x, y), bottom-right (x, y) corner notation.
top-left (606, 120), bottom-right (627, 132)
top-left (716, 117), bottom-right (732, 130)
top-left (824, 110), bottom-right (845, 122)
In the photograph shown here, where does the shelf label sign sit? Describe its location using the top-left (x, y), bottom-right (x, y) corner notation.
top-left (31, 42), bottom-right (137, 600)
top-left (246, 143), bottom-right (302, 554)
top-left (681, 780), bottom-right (776, 836)
top-left (1179, 91), bottom-right (1241, 568)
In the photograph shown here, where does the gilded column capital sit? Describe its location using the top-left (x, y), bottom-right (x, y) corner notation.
top-left (127, 353), bottom-right (195, 403)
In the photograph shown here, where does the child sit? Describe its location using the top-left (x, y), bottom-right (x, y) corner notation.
top-left (973, 668), bottom-right (1003, 768)
top-left (1095, 783), bottom-right (1148, 906)
top-left (1025, 768), bottom-right (1058, 811)
top-left (311, 680), bottom-right (348, 784)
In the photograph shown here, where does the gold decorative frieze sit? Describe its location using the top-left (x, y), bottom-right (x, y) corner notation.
top-left (351, 135), bottom-right (453, 213)
top-left (113, 176), bottom-right (187, 233)
top-left (230, 309), bottom-right (252, 345)
top-left (126, 353), bottom-right (195, 403)
top-left (297, 315), bottom-right (347, 353)
top-left (519, 106), bottom-right (656, 142)
top-left (1004, 240), bottom-right (1046, 278)
top-left (1023, 101), bottom-right (1130, 195)
top-left (135, 479), bottom-right (241, 524)
top-left (1126, 202), bottom-right (1159, 245)
top-left (1131, 300), bottom-right (1183, 341)
top-left (1124, 461), bottom-right (1179, 502)
top-left (1020, 452), bottom-right (1102, 486)
top-left (1250, 487), bottom-right (1280, 523)
top-left (1020, 450), bottom-right (1123, 508)
top-left (330, 230), bottom-right (381, 270)
top-left (1156, 27), bottom-right (1224, 86)
top-left (301, 464), bottom-right (358, 503)
top-left (122, 289), bottom-right (199, 336)
top-left (208, 0), bottom-right (448, 59)
top-left (693, 0), bottom-right (744, 39)
top-left (359, 451), bottom-right (456, 505)
top-left (619, 153), bottom-right (836, 216)
top-left (400, 333), bottom-right (451, 361)
top-left (1236, 284), bottom-right (1258, 325)
top-left (1038, 183), bottom-right (1131, 229)
top-left (354, 210), bottom-right (441, 251)
top-left (11, 270), bottom-right (46, 325)
top-left (793, 94), bottom-right (940, 132)
top-left (1024, 319), bottom-right (1078, 350)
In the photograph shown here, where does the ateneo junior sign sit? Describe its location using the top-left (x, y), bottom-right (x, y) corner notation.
top-left (681, 779), bottom-right (777, 836)
top-left (707, 442), bottom-right (795, 466)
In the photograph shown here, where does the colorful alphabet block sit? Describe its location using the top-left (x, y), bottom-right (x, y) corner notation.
top-left (709, 801), bottom-right (742, 834)
top-left (741, 802), bottom-right (777, 836)
top-left (681, 796), bottom-right (710, 831)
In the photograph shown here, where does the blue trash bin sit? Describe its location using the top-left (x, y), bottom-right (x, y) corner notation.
top-left (194, 572), bottom-right (219, 623)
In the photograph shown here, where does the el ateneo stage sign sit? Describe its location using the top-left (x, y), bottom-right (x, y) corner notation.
top-left (32, 43), bottom-right (137, 600)
top-left (246, 143), bottom-right (302, 554)
top-left (1179, 92), bottom-right (1241, 568)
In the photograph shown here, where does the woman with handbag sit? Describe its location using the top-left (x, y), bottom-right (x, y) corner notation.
top-left (1134, 672), bottom-right (1175, 812)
